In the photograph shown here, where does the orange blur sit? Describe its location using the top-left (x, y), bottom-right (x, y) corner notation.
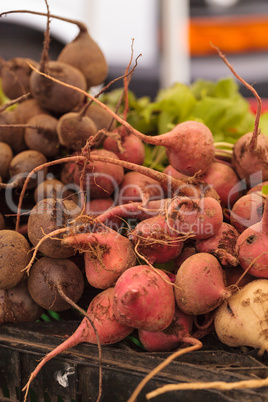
top-left (189, 15), bottom-right (268, 56)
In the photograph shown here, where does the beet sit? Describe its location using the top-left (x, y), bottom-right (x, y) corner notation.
top-left (27, 256), bottom-right (84, 312)
top-left (174, 253), bottom-right (231, 315)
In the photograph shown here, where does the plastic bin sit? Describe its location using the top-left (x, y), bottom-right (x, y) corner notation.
top-left (1, 321), bottom-right (268, 401)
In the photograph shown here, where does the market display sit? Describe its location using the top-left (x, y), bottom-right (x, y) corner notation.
top-left (0, 2), bottom-right (268, 401)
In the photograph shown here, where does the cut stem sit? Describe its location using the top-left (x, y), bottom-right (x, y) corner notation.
top-left (212, 44), bottom-right (262, 152)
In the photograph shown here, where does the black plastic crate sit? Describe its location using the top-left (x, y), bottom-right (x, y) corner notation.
top-left (1, 321), bottom-right (268, 401)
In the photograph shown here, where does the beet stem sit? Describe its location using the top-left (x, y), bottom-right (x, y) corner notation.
top-left (212, 44), bottom-right (262, 152)
top-left (0, 10), bottom-right (88, 32)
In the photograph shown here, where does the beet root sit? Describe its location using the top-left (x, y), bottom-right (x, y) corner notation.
top-left (168, 196), bottom-right (223, 240)
top-left (73, 149), bottom-right (124, 199)
top-left (174, 253), bottom-right (231, 315)
top-left (27, 198), bottom-right (81, 259)
top-left (56, 112), bottom-right (97, 151)
top-left (0, 280), bottom-right (44, 325)
top-left (129, 215), bottom-right (184, 264)
top-left (230, 192), bottom-right (264, 233)
top-left (0, 57), bottom-right (38, 99)
top-left (138, 306), bottom-right (194, 352)
top-left (57, 29), bottom-right (108, 89)
top-left (113, 265), bottom-right (175, 331)
top-left (62, 229), bottom-right (137, 289)
top-left (103, 127), bottom-right (145, 166)
top-left (30, 61), bottom-right (87, 114)
top-left (0, 230), bottom-right (32, 289)
top-left (195, 222), bottom-right (239, 266)
top-left (27, 257), bottom-right (85, 312)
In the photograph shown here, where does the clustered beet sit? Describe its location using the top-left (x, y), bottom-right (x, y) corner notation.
top-left (1, 5), bottom-right (268, 402)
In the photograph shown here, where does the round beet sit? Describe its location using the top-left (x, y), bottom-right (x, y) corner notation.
top-left (0, 280), bottom-right (44, 325)
top-left (113, 265), bottom-right (175, 332)
top-left (27, 198), bottom-right (81, 258)
top-left (0, 57), bottom-right (38, 99)
top-left (0, 230), bottom-right (32, 289)
top-left (0, 142), bottom-right (13, 180)
top-left (73, 149), bottom-right (124, 199)
top-left (174, 253), bottom-right (230, 315)
top-left (57, 111), bottom-right (97, 151)
top-left (30, 61), bottom-right (87, 114)
top-left (9, 150), bottom-right (47, 189)
top-left (24, 114), bottom-right (60, 158)
top-left (27, 257), bottom-right (84, 312)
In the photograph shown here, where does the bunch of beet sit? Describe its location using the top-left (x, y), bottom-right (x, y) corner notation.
top-left (1, 5), bottom-right (268, 402)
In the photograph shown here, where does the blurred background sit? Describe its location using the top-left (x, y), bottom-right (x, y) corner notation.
top-left (1, 0), bottom-right (268, 99)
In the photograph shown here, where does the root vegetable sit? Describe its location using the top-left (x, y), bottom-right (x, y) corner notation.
top-left (168, 196), bottom-right (223, 240)
top-left (113, 265), bottom-right (175, 331)
top-left (84, 197), bottom-right (122, 230)
top-left (13, 98), bottom-right (49, 124)
top-left (131, 120), bottom-right (215, 176)
top-left (0, 280), bottom-right (44, 325)
top-left (29, 5), bottom-right (87, 114)
top-left (85, 102), bottom-right (116, 134)
top-left (129, 215), bottom-right (184, 264)
top-left (214, 279), bottom-right (268, 354)
top-left (0, 230), bottom-right (32, 289)
top-left (174, 253), bottom-right (231, 315)
top-left (118, 171), bottom-right (164, 205)
top-left (235, 193), bottom-right (268, 278)
top-left (0, 142), bottom-right (13, 180)
top-left (27, 198), bottom-right (81, 259)
top-left (213, 46), bottom-right (268, 186)
top-left (30, 60), bottom-right (87, 114)
top-left (200, 161), bottom-right (243, 208)
top-left (62, 228), bottom-right (137, 289)
top-left (56, 111), bottom-right (97, 151)
top-left (24, 114), bottom-right (59, 158)
top-left (230, 192), bottom-right (264, 233)
top-left (73, 149), bottom-right (125, 199)
top-left (195, 222), bottom-right (239, 266)
top-left (0, 57), bottom-right (38, 99)
top-left (24, 66), bottom-right (217, 179)
top-left (57, 25), bottom-right (108, 90)
top-left (103, 126), bottom-right (145, 166)
top-left (9, 150), bottom-right (47, 189)
top-left (34, 177), bottom-right (71, 203)
top-left (138, 306), bottom-right (194, 352)
top-left (247, 180), bottom-right (268, 194)
top-left (27, 256), bottom-right (84, 311)
top-left (0, 110), bottom-right (26, 153)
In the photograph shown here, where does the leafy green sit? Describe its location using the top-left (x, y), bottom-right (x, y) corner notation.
top-left (262, 185), bottom-right (268, 195)
top-left (259, 112), bottom-right (268, 136)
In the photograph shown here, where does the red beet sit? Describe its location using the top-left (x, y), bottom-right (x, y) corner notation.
top-left (195, 222), bottom-right (239, 266)
top-left (174, 253), bottom-right (231, 315)
top-left (138, 306), bottom-right (195, 352)
top-left (113, 265), bottom-right (175, 332)
top-left (235, 195), bottom-right (268, 278)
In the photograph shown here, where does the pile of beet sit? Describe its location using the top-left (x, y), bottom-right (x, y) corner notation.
top-left (1, 3), bottom-right (268, 401)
